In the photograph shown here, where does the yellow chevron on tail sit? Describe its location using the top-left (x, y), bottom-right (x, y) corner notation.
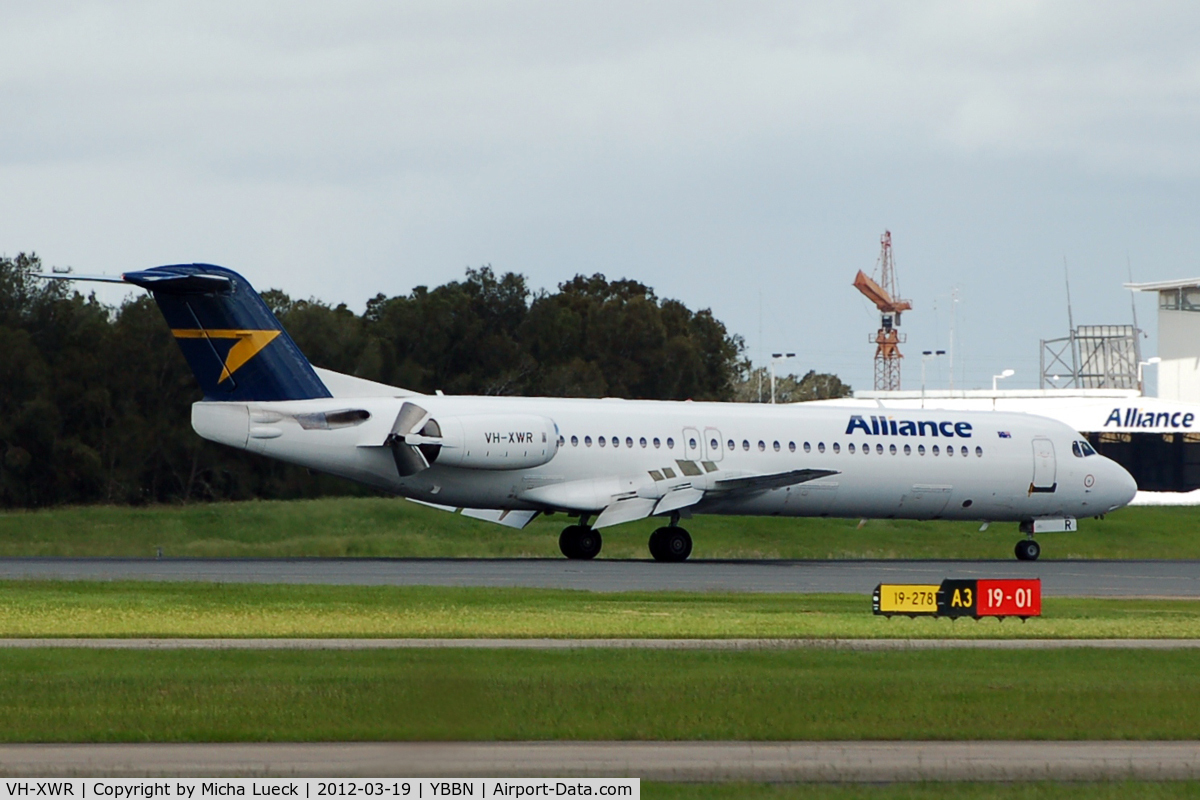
top-left (171, 329), bottom-right (282, 383)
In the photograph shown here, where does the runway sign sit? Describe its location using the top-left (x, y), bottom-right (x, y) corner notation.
top-left (875, 579), bottom-right (1041, 620)
top-left (872, 584), bottom-right (940, 615)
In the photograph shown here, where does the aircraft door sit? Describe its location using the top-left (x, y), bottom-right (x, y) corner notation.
top-left (682, 427), bottom-right (702, 460)
top-left (703, 427), bottom-right (724, 462)
top-left (1031, 437), bottom-right (1057, 493)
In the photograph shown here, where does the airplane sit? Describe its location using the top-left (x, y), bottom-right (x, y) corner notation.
top-left (46, 263), bottom-right (1138, 562)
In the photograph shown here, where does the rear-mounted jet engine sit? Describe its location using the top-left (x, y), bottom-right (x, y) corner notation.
top-left (386, 401), bottom-right (559, 476)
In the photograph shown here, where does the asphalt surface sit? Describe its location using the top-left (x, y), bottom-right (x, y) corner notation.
top-left (1, 557), bottom-right (1199, 597)
top-left (2, 742), bottom-right (1200, 780)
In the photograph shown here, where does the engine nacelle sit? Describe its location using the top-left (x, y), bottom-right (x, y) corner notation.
top-left (427, 414), bottom-right (559, 470)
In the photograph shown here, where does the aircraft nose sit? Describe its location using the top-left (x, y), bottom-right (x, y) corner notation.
top-left (1107, 458), bottom-right (1138, 510)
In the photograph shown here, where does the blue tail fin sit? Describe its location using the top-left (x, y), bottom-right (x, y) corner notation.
top-left (124, 264), bottom-right (331, 402)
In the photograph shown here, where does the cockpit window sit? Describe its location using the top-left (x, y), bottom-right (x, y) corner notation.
top-left (1073, 440), bottom-right (1097, 457)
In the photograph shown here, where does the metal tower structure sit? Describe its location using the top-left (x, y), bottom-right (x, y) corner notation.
top-left (853, 231), bottom-right (912, 391)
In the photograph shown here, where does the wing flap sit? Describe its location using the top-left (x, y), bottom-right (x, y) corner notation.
top-left (653, 487), bottom-right (705, 515)
top-left (460, 508), bottom-right (540, 529)
top-left (406, 499), bottom-right (540, 529)
top-left (593, 497), bottom-right (658, 529)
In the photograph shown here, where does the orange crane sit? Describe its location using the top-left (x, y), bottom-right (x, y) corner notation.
top-left (853, 231), bottom-right (911, 391)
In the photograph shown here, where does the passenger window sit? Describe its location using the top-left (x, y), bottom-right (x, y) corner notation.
top-left (711, 438), bottom-right (719, 450)
top-left (875, 443), bottom-right (883, 455)
top-left (667, 437), bottom-right (675, 449)
top-left (789, 441), bottom-right (796, 453)
top-left (961, 446), bottom-right (968, 457)
top-left (833, 443), bottom-right (841, 454)
top-left (612, 436), bottom-right (619, 448)
top-left (890, 444), bottom-right (897, 455)
top-left (862, 444), bottom-right (869, 455)
top-left (626, 437), bottom-right (633, 448)
top-left (932, 445), bottom-right (940, 456)
top-left (585, 436), bottom-right (593, 447)
top-left (848, 443), bottom-right (856, 454)
top-left (758, 440), bottom-right (766, 451)
top-left (640, 437), bottom-right (647, 448)
top-left (804, 442), bottom-right (811, 453)
top-left (904, 444), bottom-right (911, 455)
top-left (571, 435), bottom-right (578, 447)
top-left (818, 442), bottom-right (825, 453)
top-left (976, 446), bottom-right (983, 457)
top-left (742, 440), bottom-right (750, 451)
top-left (918, 444), bottom-right (926, 455)
top-left (654, 437), bottom-right (661, 449)
top-left (599, 436), bottom-right (606, 447)
top-left (689, 437), bottom-right (697, 450)
top-left (727, 439), bottom-right (735, 451)
top-left (773, 441), bottom-right (781, 452)
top-left (947, 445), bottom-right (953, 457)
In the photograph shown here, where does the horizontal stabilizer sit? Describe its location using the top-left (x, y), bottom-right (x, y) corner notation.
top-left (122, 270), bottom-right (233, 294)
top-left (713, 468), bottom-right (840, 493)
top-left (36, 273), bottom-right (128, 284)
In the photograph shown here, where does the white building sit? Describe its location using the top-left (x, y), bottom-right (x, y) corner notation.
top-left (809, 277), bottom-right (1200, 503)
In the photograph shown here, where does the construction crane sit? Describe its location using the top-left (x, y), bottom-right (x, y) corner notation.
top-left (853, 230), bottom-right (912, 391)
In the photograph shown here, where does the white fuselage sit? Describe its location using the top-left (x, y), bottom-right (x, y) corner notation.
top-left (192, 394), bottom-right (1138, 524)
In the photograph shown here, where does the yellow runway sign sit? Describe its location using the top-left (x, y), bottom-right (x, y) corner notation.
top-left (873, 584), bottom-right (939, 615)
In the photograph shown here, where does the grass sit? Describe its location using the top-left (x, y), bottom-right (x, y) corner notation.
top-left (3, 648), bottom-right (1200, 741)
top-left (3, 581), bottom-right (1200, 638)
top-left (1, 497), bottom-right (1199, 560)
top-left (644, 784), bottom-right (1200, 799)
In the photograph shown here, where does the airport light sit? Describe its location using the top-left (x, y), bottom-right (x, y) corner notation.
top-left (992, 368), bottom-right (1015, 392)
top-left (921, 350), bottom-right (946, 408)
top-left (770, 352), bottom-right (796, 404)
top-left (1138, 357), bottom-right (1162, 395)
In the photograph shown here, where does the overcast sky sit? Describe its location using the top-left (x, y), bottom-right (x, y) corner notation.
top-left (3, 1), bottom-right (1198, 392)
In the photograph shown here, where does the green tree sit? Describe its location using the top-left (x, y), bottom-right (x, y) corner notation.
top-left (734, 366), bottom-right (852, 404)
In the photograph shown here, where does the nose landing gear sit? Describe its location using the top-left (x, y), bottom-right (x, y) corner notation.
top-left (1015, 538), bottom-right (1041, 561)
top-left (559, 520), bottom-right (602, 560)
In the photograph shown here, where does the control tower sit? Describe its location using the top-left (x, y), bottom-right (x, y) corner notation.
top-left (1127, 278), bottom-right (1200, 402)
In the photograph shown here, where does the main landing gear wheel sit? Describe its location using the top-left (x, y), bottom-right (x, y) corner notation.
top-left (1015, 539), bottom-right (1041, 561)
top-left (649, 526), bottom-right (693, 562)
top-left (559, 525), bottom-right (602, 560)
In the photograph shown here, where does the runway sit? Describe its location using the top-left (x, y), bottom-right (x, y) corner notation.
top-left (1, 557), bottom-right (1199, 597)
top-left (2, 741), bottom-right (1200, 780)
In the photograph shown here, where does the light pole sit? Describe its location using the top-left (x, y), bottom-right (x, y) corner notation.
top-left (1138, 357), bottom-right (1161, 395)
top-left (921, 350), bottom-right (946, 408)
top-left (992, 368), bottom-right (1015, 392)
top-left (770, 352), bottom-right (795, 404)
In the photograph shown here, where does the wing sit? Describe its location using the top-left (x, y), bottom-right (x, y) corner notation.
top-left (589, 468), bottom-right (841, 529)
top-left (711, 468), bottom-right (840, 493)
